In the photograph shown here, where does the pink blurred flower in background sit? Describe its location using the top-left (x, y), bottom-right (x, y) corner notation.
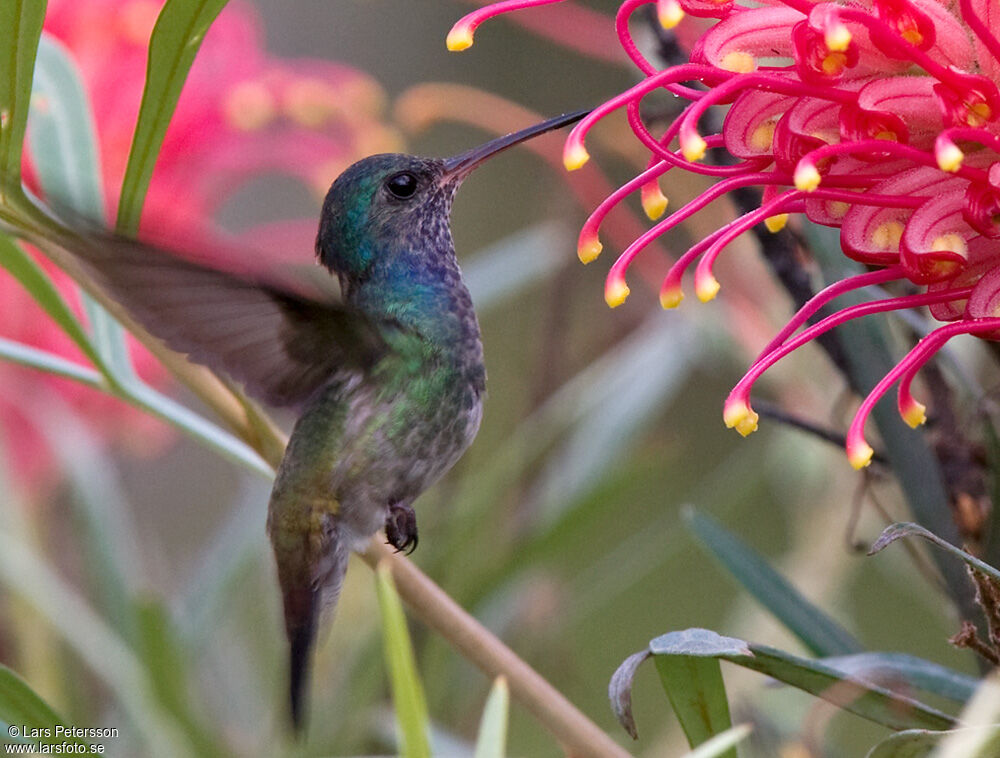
top-left (452, 0), bottom-right (1000, 469)
top-left (2, 0), bottom-right (397, 492)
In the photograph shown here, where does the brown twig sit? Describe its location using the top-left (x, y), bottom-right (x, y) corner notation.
top-left (360, 540), bottom-right (631, 758)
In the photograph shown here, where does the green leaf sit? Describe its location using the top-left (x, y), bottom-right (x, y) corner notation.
top-left (116, 0), bottom-right (229, 234)
top-left (473, 676), bottom-right (509, 758)
top-left (611, 629), bottom-right (955, 739)
top-left (821, 652), bottom-right (977, 705)
top-left (0, 0), bottom-right (45, 190)
top-left (866, 728), bottom-right (1000, 758)
top-left (376, 563), bottom-right (431, 758)
top-left (28, 34), bottom-right (137, 383)
top-left (0, 336), bottom-right (102, 386)
top-left (870, 522), bottom-right (1000, 585)
top-left (683, 506), bottom-right (863, 657)
top-left (653, 655), bottom-right (735, 757)
top-left (135, 601), bottom-right (222, 756)
top-left (28, 35), bottom-right (103, 220)
top-left (0, 232), bottom-right (108, 373)
top-left (0, 664), bottom-right (86, 747)
top-left (126, 382), bottom-right (272, 477)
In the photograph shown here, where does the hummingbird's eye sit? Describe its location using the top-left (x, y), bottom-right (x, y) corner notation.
top-left (385, 172), bottom-right (419, 200)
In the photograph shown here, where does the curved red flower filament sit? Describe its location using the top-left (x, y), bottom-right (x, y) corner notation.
top-left (725, 287), bottom-right (975, 443)
top-left (846, 316), bottom-right (1000, 466)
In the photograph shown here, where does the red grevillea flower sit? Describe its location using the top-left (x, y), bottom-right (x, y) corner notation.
top-left (450, 0), bottom-right (1000, 470)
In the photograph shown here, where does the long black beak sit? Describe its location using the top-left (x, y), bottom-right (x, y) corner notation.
top-left (441, 108), bottom-right (589, 179)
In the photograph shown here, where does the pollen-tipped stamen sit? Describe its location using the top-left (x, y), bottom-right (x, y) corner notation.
top-left (446, 21), bottom-right (476, 51)
top-left (657, 0), bottom-right (684, 28)
top-left (764, 214), bottom-right (789, 233)
top-left (641, 181), bottom-right (669, 220)
top-left (794, 160), bottom-right (823, 191)
top-left (659, 280), bottom-right (684, 309)
top-left (563, 137), bottom-right (590, 171)
top-left (577, 231), bottom-right (603, 264)
top-left (935, 136), bottom-right (965, 172)
top-left (695, 270), bottom-right (721, 302)
top-left (605, 270), bottom-right (631, 308)
top-left (723, 395), bottom-right (759, 437)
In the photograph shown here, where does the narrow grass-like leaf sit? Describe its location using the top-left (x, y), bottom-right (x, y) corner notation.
top-left (0, 233), bottom-right (107, 372)
top-left (870, 522), bottom-right (1000, 585)
top-left (866, 728), bottom-right (1000, 758)
top-left (376, 562), bottom-right (431, 758)
top-left (0, 336), bottom-right (102, 385)
top-left (28, 36), bottom-right (103, 219)
top-left (472, 676), bottom-right (509, 758)
top-left (116, 0), bottom-right (229, 234)
top-left (0, 664), bottom-right (86, 747)
top-left (135, 601), bottom-right (222, 757)
top-left (0, 0), bottom-right (45, 190)
top-left (612, 628), bottom-right (955, 737)
top-left (684, 506), bottom-right (862, 657)
top-left (653, 655), bottom-right (736, 757)
top-left (127, 383), bottom-right (272, 477)
top-left (28, 34), bottom-right (138, 381)
top-left (822, 653), bottom-right (977, 705)
top-left (0, 330), bottom-right (269, 478)
top-left (682, 724), bottom-right (753, 758)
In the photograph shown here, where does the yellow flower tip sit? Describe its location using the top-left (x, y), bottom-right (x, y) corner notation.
top-left (577, 236), bottom-right (603, 264)
top-left (695, 272), bottom-right (721, 302)
top-left (605, 277), bottom-right (630, 308)
top-left (446, 23), bottom-right (474, 51)
top-left (735, 413), bottom-right (759, 437)
top-left (793, 162), bottom-right (822, 192)
top-left (659, 285), bottom-right (684, 309)
top-left (847, 441), bottom-right (874, 470)
top-left (936, 141), bottom-right (964, 172)
top-left (723, 399), bottom-right (759, 437)
top-left (901, 399), bottom-right (927, 429)
top-left (641, 184), bottom-right (669, 220)
top-left (657, 0), bottom-right (685, 29)
top-left (563, 140), bottom-right (590, 171)
top-left (681, 132), bottom-right (707, 162)
top-left (764, 213), bottom-right (788, 233)
top-left (824, 23), bottom-right (852, 52)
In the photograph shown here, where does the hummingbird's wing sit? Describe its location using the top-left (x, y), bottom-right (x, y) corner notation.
top-left (51, 229), bottom-right (389, 408)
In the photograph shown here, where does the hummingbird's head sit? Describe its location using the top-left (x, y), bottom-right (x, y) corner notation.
top-left (315, 153), bottom-right (458, 286)
top-left (315, 109), bottom-right (589, 290)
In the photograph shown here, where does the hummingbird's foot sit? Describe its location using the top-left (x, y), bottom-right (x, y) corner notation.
top-left (385, 503), bottom-right (418, 554)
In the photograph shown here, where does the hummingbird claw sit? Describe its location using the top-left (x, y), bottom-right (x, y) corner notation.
top-left (385, 502), bottom-right (419, 554)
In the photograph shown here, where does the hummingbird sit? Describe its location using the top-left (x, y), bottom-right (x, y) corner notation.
top-left (14, 108), bottom-right (586, 729)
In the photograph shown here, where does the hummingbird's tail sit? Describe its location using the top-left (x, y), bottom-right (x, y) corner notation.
top-left (275, 520), bottom-right (350, 733)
